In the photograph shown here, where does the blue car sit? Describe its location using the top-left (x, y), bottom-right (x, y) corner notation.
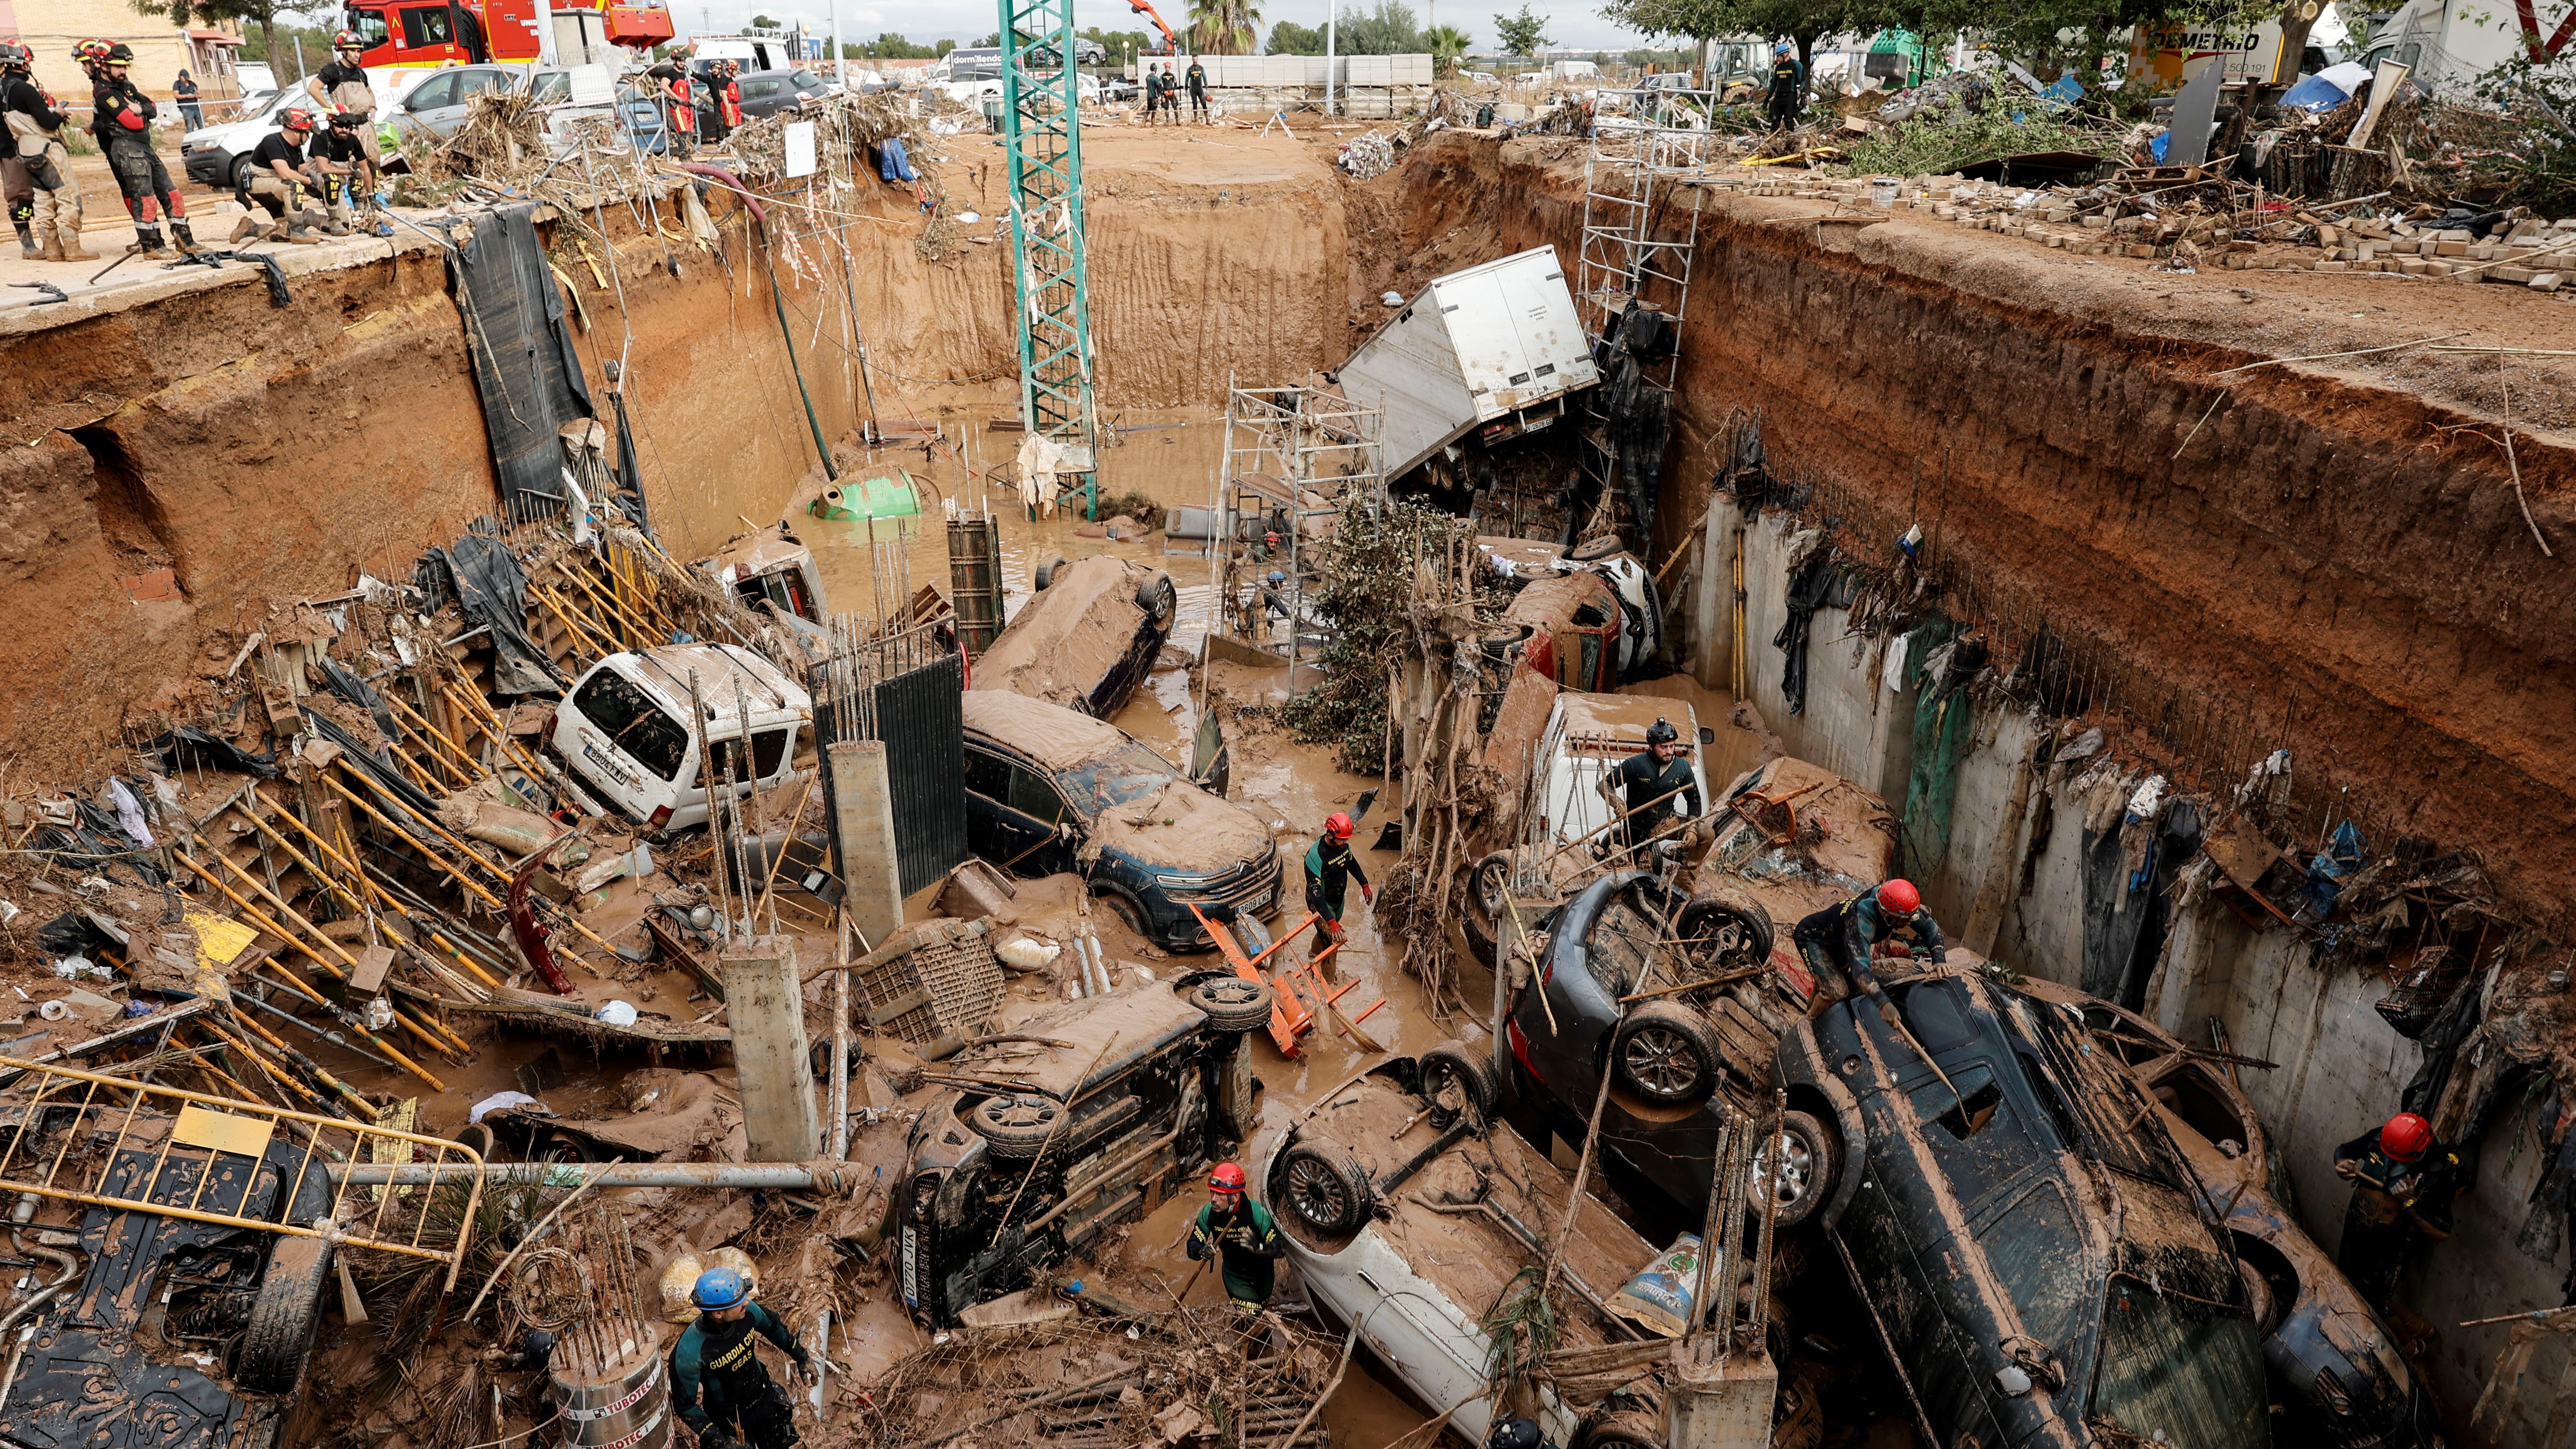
top-left (959, 691), bottom-right (1277, 951)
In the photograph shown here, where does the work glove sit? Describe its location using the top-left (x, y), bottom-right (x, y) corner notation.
top-left (788, 1346), bottom-right (813, 1380)
top-left (1360, 884), bottom-right (1376, 905)
top-left (696, 1425), bottom-right (737, 1449)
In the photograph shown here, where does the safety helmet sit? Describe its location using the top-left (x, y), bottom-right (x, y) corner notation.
top-left (0, 42), bottom-right (30, 71)
top-left (73, 39), bottom-right (109, 64)
top-left (1877, 878), bottom-right (1922, 915)
top-left (1488, 1417), bottom-right (1544, 1449)
top-left (1210, 1162), bottom-right (1247, 1194)
top-left (692, 1266), bottom-right (751, 1310)
top-left (104, 41), bottom-right (134, 64)
top-left (2381, 1111), bottom-right (2434, 1162)
top-left (327, 108), bottom-right (361, 126)
top-left (279, 106), bottom-right (316, 131)
top-left (1323, 812), bottom-right (1354, 841)
top-left (332, 29), bottom-right (364, 48)
top-left (1774, 40), bottom-right (1791, 53)
top-left (1645, 716), bottom-right (1678, 747)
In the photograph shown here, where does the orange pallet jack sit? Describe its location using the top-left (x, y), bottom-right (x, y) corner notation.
top-left (1188, 904), bottom-right (1387, 1058)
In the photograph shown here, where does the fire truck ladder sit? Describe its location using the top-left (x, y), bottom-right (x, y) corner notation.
top-left (1000, 0), bottom-right (1104, 518)
top-left (1570, 92), bottom-right (1719, 542)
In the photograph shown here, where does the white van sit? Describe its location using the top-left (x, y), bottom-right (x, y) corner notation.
top-left (2360, 0), bottom-right (2527, 95)
top-left (1526, 691), bottom-right (1711, 850)
top-left (551, 644), bottom-right (809, 830)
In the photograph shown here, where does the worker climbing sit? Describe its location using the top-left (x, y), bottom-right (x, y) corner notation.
top-left (1792, 878), bottom-right (1945, 1006)
top-left (2334, 1110), bottom-right (2465, 1311)
top-left (1602, 717), bottom-right (1701, 853)
top-left (1303, 811), bottom-right (1372, 958)
top-left (670, 1267), bottom-right (812, 1449)
top-left (1186, 1162), bottom-right (1286, 1315)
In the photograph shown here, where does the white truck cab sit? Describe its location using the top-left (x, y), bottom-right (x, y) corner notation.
top-left (551, 644), bottom-right (809, 830)
top-left (1530, 691), bottom-right (1711, 850)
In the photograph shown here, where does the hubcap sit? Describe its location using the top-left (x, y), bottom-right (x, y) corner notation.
top-left (983, 1095), bottom-right (1057, 1134)
top-left (1751, 1130), bottom-right (1813, 1206)
top-left (1286, 1157), bottom-right (1349, 1225)
top-left (1623, 1026), bottom-right (1703, 1097)
top-left (1205, 979), bottom-right (1260, 1007)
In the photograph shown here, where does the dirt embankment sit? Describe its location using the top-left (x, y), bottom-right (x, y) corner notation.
top-left (1359, 131), bottom-right (2576, 934)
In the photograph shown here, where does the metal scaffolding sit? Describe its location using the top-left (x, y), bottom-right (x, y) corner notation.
top-left (999, 0), bottom-right (1103, 516)
top-left (1570, 89), bottom-right (1723, 540)
top-left (1200, 380), bottom-right (1385, 692)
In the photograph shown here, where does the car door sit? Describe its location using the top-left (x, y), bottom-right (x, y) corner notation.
top-left (964, 746), bottom-right (1074, 877)
top-left (737, 74), bottom-right (785, 117)
top-left (397, 69), bottom-right (461, 138)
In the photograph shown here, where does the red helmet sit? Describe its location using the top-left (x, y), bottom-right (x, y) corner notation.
top-left (2381, 1112), bottom-right (2433, 1162)
top-left (332, 29), bottom-right (364, 48)
top-left (1209, 1162), bottom-right (1247, 1194)
top-left (1877, 879), bottom-right (1922, 915)
top-left (1324, 812), bottom-right (1354, 841)
top-left (279, 106), bottom-right (316, 132)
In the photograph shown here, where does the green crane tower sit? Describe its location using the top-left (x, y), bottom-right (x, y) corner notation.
top-left (999, 0), bottom-right (1103, 518)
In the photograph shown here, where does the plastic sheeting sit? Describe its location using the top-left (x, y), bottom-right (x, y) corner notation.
top-left (419, 527), bottom-right (564, 695)
top-left (445, 202), bottom-right (596, 517)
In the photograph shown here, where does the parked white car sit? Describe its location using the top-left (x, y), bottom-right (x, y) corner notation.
top-left (551, 644), bottom-right (809, 831)
top-left (180, 72), bottom-right (421, 191)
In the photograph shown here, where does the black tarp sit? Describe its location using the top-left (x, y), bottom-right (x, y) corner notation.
top-left (419, 526), bottom-right (564, 695)
top-left (609, 389), bottom-right (653, 535)
top-left (2078, 798), bottom-right (2203, 1009)
top-left (1774, 549), bottom-right (1839, 716)
top-left (143, 727), bottom-right (277, 779)
top-left (446, 203), bottom-right (595, 520)
top-left (318, 656), bottom-right (400, 748)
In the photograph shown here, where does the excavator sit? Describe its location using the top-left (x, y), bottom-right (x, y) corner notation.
top-left (1127, 0), bottom-right (1180, 54)
top-left (337, 0), bottom-right (673, 69)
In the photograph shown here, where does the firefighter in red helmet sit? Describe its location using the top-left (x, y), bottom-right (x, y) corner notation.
top-left (1792, 877), bottom-right (1946, 1007)
top-left (1186, 1162), bottom-right (1284, 1314)
top-left (2333, 1110), bottom-right (2463, 1310)
top-left (1302, 810), bottom-right (1372, 961)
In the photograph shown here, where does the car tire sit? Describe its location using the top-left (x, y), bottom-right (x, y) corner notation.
top-left (1276, 1137), bottom-right (1372, 1236)
top-left (1574, 1410), bottom-right (1665, 1449)
top-left (229, 153), bottom-right (255, 193)
top-left (1457, 851), bottom-right (1512, 968)
top-left (1610, 1001), bottom-right (1725, 1106)
top-left (1096, 888), bottom-right (1147, 936)
top-left (1136, 571), bottom-right (1177, 624)
top-left (968, 1093), bottom-right (1063, 1160)
top-left (1751, 1110), bottom-right (1838, 1228)
top-left (1674, 891), bottom-right (1776, 974)
top-left (234, 1235), bottom-right (334, 1395)
top-left (1188, 976), bottom-right (1275, 1033)
top-left (1420, 1042), bottom-right (1501, 1117)
top-left (1034, 554), bottom-right (1067, 591)
top-left (1568, 534), bottom-right (1627, 563)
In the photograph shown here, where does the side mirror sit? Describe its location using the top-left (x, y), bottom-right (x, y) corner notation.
top-left (1698, 726), bottom-right (1716, 746)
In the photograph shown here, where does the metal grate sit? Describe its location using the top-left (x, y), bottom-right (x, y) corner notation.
top-left (853, 919), bottom-right (1006, 1054)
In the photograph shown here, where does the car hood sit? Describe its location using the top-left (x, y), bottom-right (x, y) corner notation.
top-left (1085, 775), bottom-right (1270, 874)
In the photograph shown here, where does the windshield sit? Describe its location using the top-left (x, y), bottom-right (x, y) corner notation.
top-left (345, 9), bottom-right (388, 46)
top-left (1055, 741), bottom-right (1180, 816)
top-left (530, 71), bottom-right (571, 104)
top-left (2090, 1281), bottom-right (2269, 1447)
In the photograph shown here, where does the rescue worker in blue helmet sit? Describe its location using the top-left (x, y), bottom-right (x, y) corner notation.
top-left (1764, 40), bottom-right (1804, 133)
top-left (670, 1266), bottom-right (810, 1449)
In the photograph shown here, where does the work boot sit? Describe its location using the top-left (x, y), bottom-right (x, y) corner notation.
top-left (132, 225), bottom-right (169, 259)
top-left (229, 214), bottom-right (263, 244)
top-left (12, 221), bottom-right (35, 259)
top-left (169, 220), bottom-right (200, 254)
top-left (282, 216), bottom-right (320, 245)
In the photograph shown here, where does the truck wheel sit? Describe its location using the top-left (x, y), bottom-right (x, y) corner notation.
top-left (1419, 1042), bottom-right (1500, 1118)
top-left (968, 1093), bottom-right (1063, 1161)
top-left (1277, 1137), bottom-right (1372, 1236)
top-left (1749, 1110), bottom-right (1838, 1228)
top-left (1188, 977), bottom-right (1275, 1034)
top-left (1610, 1002), bottom-right (1724, 1106)
top-left (1034, 555), bottom-right (1067, 591)
top-left (1674, 891), bottom-right (1775, 974)
top-left (234, 1235), bottom-right (334, 1395)
top-left (1457, 852), bottom-right (1512, 968)
top-left (1136, 571), bottom-right (1177, 624)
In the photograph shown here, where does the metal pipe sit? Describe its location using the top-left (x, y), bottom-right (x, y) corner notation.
top-left (331, 1162), bottom-right (858, 1188)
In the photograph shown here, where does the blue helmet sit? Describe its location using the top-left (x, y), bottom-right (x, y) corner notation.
top-left (693, 1266), bottom-right (749, 1310)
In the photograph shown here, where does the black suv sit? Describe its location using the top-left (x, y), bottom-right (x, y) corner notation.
top-left (896, 974), bottom-right (1274, 1325)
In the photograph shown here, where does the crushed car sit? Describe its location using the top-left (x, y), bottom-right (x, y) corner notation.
top-left (699, 523), bottom-right (828, 629)
top-left (974, 554), bottom-right (1177, 718)
top-left (1253, 1050), bottom-right (1673, 1449)
top-left (1481, 536), bottom-right (1664, 690)
top-left (551, 643), bottom-right (810, 831)
top-left (961, 692), bottom-right (1276, 952)
top-left (896, 974), bottom-right (1275, 1325)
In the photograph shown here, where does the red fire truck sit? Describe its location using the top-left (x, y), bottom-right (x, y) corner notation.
top-left (338, 0), bottom-right (673, 68)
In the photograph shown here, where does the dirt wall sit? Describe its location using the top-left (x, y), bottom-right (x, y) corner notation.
top-left (1357, 132), bottom-right (2576, 935)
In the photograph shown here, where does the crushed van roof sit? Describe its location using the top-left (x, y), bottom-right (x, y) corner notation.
top-left (961, 689), bottom-right (1130, 771)
top-left (616, 644), bottom-right (808, 724)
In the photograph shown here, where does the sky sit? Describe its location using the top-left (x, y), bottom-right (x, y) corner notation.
top-left (637, 0), bottom-right (1655, 54)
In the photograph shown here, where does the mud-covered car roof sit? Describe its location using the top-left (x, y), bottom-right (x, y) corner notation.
top-left (948, 985), bottom-right (1208, 1098)
top-left (961, 690), bottom-right (1130, 771)
top-left (973, 555), bottom-right (1153, 712)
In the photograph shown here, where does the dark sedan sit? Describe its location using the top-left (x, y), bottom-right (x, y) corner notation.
top-left (732, 66), bottom-right (834, 120)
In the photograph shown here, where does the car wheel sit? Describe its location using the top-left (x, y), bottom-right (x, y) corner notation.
top-left (1277, 1137), bottom-right (1372, 1235)
top-left (1420, 1042), bottom-right (1501, 1118)
top-left (969, 1093), bottom-right (1063, 1160)
top-left (1749, 1110), bottom-right (1838, 1228)
top-left (1188, 976), bottom-right (1275, 1033)
top-left (229, 153), bottom-right (255, 192)
top-left (1136, 571), bottom-right (1177, 624)
top-left (233, 1235), bottom-right (334, 1395)
top-left (1674, 891), bottom-right (1776, 975)
top-left (1568, 534), bottom-right (1627, 563)
top-left (1034, 554), bottom-right (1067, 591)
top-left (1574, 1409), bottom-right (1665, 1449)
top-left (1096, 889), bottom-right (1147, 936)
top-left (1610, 1001), bottom-right (1724, 1105)
top-left (1457, 851), bottom-right (1512, 968)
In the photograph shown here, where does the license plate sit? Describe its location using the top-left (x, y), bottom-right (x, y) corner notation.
top-left (1243, 888), bottom-right (1273, 913)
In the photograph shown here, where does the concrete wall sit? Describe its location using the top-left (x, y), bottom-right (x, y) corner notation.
top-left (1695, 494), bottom-right (2575, 1437)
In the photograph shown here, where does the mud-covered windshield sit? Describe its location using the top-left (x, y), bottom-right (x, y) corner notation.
top-left (1056, 742), bottom-right (1181, 817)
top-left (2089, 1280), bottom-right (2269, 1448)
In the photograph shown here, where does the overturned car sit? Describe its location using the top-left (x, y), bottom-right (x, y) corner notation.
top-left (975, 554), bottom-right (1177, 719)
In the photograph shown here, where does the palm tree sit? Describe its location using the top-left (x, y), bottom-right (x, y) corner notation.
top-left (1426, 24), bottom-right (1471, 75)
top-left (1187, 0), bottom-right (1263, 54)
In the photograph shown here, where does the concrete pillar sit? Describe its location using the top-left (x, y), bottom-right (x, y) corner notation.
top-left (1664, 1344), bottom-right (1779, 1449)
top-left (1692, 493), bottom-right (1741, 692)
top-left (828, 740), bottom-right (902, 951)
top-left (722, 935), bottom-right (819, 1163)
